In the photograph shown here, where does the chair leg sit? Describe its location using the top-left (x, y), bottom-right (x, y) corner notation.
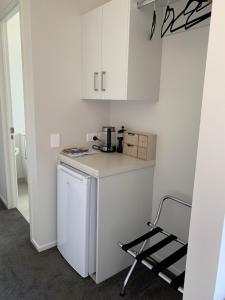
top-left (120, 260), bottom-right (138, 297)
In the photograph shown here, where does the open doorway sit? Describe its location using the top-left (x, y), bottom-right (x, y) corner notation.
top-left (2, 9), bottom-right (29, 222)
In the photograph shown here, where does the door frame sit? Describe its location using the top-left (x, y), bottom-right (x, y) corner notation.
top-left (0, 5), bottom-right (19, 210)
top-left (0, 0), bottom-right (38, 245)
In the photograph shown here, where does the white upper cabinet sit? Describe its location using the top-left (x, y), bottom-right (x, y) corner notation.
top-left (101, 0), bottom-right (129, 100)
top-left (82, 7), bottom-right (102, 100)
top-left (82, 0), bottom-right (162, 101)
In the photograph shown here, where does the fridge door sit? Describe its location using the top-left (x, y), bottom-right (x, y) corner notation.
top-left (57, 164), bottom-right (92, 278)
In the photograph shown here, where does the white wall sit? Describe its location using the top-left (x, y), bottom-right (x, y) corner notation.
top-left (184, 1), bottom-right (225, 298)
top-left (27, 0), bottom-right (110, 248)
top-left (110, 25), bottom-right (209, 241)
top-left (7, 12), bottom-right (25, 134)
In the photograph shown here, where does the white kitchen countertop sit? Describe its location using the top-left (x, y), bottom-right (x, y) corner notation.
top-left (58, 152), bottom-right (155, 178)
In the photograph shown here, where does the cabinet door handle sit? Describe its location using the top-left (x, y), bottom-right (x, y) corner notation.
top-left (101, 71), bottom-right (106, 92)
top-left (94, 72), bottom-right (99, 91)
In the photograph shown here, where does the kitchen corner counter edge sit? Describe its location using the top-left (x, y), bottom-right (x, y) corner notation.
top-left (58, 152), bottom-right (155, 178)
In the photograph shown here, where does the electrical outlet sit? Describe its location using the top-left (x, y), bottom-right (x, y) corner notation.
top-left (50, 134), bottom-right (60, 148)
top-left (86, 133), bottom-right (98, 142)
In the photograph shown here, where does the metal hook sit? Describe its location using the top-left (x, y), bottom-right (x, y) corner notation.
top-left (150, 0), bottom-right (157, 40)
top-left (161, 0), bottom-right (211, 38)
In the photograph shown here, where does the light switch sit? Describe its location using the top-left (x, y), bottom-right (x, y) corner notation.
top-left (50, 134), bottom-right (60, 148)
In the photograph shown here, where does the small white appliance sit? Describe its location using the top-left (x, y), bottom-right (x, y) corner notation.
top-left (57, 163), bottom-right (97, 277)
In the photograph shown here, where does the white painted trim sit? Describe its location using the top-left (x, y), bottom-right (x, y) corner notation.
top-left (1, 9), bottom-right (19, 209)
top-left (0, 0), bottom-right (38, 248)
top-left (0, 43), bottom-right (10, 209)
top-left (31, 239), bottom-right (57, 253)
top-left (0, 192), bottom-right (7, 207)
top-left (19, 0), bottom-right (39, 247)
top-left (0, 7), bottom-right (18, 210)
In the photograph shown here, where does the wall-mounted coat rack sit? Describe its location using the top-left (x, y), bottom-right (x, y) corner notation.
top-left (137, 0), bottom-right (212, 40)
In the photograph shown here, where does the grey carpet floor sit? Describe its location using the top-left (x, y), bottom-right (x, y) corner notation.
top-left (0, 200), bottom-right (182, 300)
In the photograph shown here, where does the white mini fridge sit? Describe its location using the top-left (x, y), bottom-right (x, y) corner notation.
top-left (57, 163), bottom-right (97, 278)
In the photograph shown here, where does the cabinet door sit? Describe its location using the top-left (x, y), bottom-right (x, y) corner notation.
top-left (101, 0), bottom-right (130, 100)
top-left (82, 7), bottom-right (102, 99)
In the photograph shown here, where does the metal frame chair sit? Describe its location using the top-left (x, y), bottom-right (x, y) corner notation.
top-left (119, 195), bottom-right (192, 297)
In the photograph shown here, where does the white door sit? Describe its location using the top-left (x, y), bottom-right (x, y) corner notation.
top-left (101, 0), bottom-right (130, 100)
top-left (57, 165), bottom-right (90, 278)
top-left (82, 7), bottom-right (102, 100)
top-left (0, 9), bottom-right (27, 211)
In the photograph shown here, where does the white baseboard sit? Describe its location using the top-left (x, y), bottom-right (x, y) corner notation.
top-left (31, 239), bottom-right (57, 252)
top-left (0, 192), bottom-right (7, 208)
